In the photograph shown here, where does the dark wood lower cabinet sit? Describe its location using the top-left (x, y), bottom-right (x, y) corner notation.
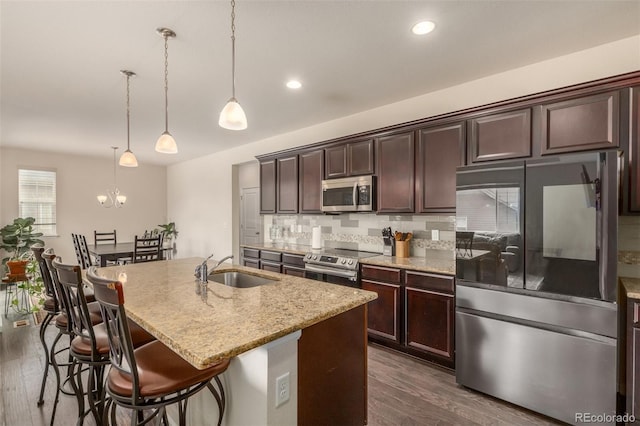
top-left (298, 305), bottom-right (367, 425)
top-left (242, 258), bottom-right (259, 269)
top-left (260, 260), bottom-right (281, 273)
top-left (361, 264), bottom-right (455, 368)
top-left (361, 280), bottom-right (402, 343)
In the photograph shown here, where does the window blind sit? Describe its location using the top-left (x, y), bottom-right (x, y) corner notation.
top-left (18, 169), bottom-right (56, 236)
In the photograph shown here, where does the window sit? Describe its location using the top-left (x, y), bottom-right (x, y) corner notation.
top-left (18, 169), bottom-right (56, 236)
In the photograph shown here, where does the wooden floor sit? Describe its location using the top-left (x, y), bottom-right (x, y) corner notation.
top-left (0, 304), bottom-right (563, 426)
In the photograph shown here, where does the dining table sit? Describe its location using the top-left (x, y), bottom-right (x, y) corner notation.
top-left (89, 242), bottom-right (171, 266)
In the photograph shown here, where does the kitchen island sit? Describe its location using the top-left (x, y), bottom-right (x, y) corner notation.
top-left (91, 257), bottom-right (377, 425)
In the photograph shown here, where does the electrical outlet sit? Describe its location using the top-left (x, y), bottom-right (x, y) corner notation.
top-left (431, 229), bottom-right (440, 241)
top-left (275, 372), bottom-right (290, 407)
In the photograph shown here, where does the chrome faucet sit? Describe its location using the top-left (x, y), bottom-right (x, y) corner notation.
top-left (195, 253), bottom-right (215, 283)
top-left (195, 254), bottom-right (234, 284)
top-left (212, 255), bottom-right (234, 271)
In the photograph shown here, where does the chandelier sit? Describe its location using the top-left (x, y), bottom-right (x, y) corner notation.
top-left (97, 147), bottom-right (127, 208)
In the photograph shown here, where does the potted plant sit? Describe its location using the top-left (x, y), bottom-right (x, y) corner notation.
top-left (157, 222), bottom-right (178, 249)
top-left (1, 217), bottom-right (44, 276)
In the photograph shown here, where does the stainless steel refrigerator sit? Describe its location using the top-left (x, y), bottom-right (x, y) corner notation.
top-left (455, 151), bottom-right (619, 425)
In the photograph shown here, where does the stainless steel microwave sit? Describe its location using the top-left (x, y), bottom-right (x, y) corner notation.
top-left (321, 175), bottom-right (375, 212)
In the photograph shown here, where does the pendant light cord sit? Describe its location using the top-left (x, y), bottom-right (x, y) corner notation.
top-left (126, 74), bottom-right (131, 151)
top-left (112, 147), bottom-right (118, 188)
top-left (231, 0), bottom-right (236, 99)
top-left (164, 33), bottom-right (170, 132)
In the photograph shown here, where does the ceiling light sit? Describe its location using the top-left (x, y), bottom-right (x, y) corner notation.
top-left (155, 28), bottom-right (178, 154)
top-left (219, 0), bottom-right (248, 130)
top-left (119, 70), bottom-right (138, 167)
top-left (97, 147), bottom-right (127, 208)
top-left (286, 80), bottom-right (302, 89)
top-left (412, 21), bottom-right (436, 35)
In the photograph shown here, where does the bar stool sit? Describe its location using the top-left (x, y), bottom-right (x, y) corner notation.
top-left (52, 260), bottom-right (156, 425)
top-left (86, 267), bottom-right (229, 426)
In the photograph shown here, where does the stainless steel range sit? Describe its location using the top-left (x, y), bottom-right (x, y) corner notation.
top-left (303, 249), bottom-right (378, 287)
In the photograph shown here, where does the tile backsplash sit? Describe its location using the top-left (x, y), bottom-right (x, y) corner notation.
top-left (263, 213), bottom-right (455, 260)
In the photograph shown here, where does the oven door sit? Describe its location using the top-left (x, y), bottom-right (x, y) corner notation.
top-left (303, 264), bottom-right (360, 288)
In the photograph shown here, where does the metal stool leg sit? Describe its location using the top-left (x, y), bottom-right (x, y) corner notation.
top-left (36, 312), bottom-right (56, 406)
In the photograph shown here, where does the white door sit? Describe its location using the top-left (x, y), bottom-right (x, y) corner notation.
top-left (240, 187), bottom-right (261, 245)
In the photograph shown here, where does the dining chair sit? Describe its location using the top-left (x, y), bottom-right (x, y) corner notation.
top-left (132, 234), bottom-right (163, 263)
top-left (94, 230), bottom-right (117, 246)
top-left (72, 234), bottom-right (95, 269)
top-left (86, 267), bottom-right (228, 426)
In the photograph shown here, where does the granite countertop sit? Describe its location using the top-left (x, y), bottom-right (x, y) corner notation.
top-left (621, 276), bottom-right (640, 299)
top-left (91, 257), bottom-right (377, 369)
top-left (361, 255), bottom-right (455, 276)
top-left (242, 243), bottom-right (455, 275)
top-left (241, 242), bottom-right (311, 256)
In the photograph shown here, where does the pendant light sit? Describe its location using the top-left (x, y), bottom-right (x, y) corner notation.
top-left (97, 147), bottom-right (127, 208)
top-left (219, 0), bottom-right (248, 130)
top-left (119, 70), bottom-right (138, 167)
top-left (155, 28), bottom-right (178, 153)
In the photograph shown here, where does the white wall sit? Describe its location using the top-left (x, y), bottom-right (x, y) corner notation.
top-left (0, 147), bottom-right (167, 264)
top-left (168, 36), bottom-right (640, 261)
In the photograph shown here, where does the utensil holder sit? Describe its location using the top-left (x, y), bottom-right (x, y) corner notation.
top-left (396, 240), bottom-right (409, 258)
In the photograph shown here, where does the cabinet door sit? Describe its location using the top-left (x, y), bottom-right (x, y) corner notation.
top-left (349, 139), bottom-right (375, 176)
top-left (260, 260), bottom-right (281, 273)
top-left (376, 131), bottom-right (415, 213)
top-left (416, 122), bottom-right (465, 212)
top-left (276, 155), bottom-right (298, 213)
top-left (299, 150), bottom-right (324, 213)
top-left (405, 287), bottom-right (454, 361)
top-left (325, 145), bottom-right (348, 179)
top-left (540, 90), bottom-right (619, 155)
top-left (630, 86), bottom-right (640, 212)
top-left (362, 280), bottom-right (402, 343)
top-left (282, 266), bottom-right (305, 277)
top-left (259, 160), bottom-right (277, 214)
top-left (469, 108), bottom-right (531, 162)
top-left (632, 326), bottom-right (640, 419)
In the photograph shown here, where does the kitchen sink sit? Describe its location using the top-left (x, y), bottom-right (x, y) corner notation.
top-left (208, 271), bottom-right (277, 288)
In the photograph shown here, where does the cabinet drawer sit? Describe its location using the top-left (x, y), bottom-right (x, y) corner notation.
top-left (283, 265), bottom-right (305, 277)
top-left (242, 248), bottom-right (260, 259)
top-left (282, 253), bottom-right (305, 267)
top-left (260, 250), bottom-right (282, 262)
top-left (634, 301), bottom-right (640, 325)
top-left (261, 261), bottom-right (281, 273)
top-left (242, 258), bottom-right (260, 269)
top-left (361, 265), bottom-right (402, 284)
top-left (405, 271), bottom-right (454, 294)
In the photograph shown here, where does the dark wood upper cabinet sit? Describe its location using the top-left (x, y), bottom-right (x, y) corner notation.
top-left (259, 160), bottom-right (276, 214)
top-left (376, 131), bottom-right (415, 213)
top-left (299, 150), bottom-right (324, 213)
top-left (325, 139), bottom-right (375, 179)
top-left (468, 108), bottom-right (532, 162)
top-left (540, 90), bottom-right (620, 155)
top-left (628, 86), bottom-right (640, 212)
top-left (416, 122), bottom-right (465, 213)
top-left (276, 155), bottom-right (298, 214)
top-left (348, 139), bottom-right (375, 176)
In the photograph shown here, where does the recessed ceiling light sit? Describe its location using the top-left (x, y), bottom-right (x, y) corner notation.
top-left (412, 21), bottom-right (435, 35)
top-left (286, 80), bottom-right (302, 89)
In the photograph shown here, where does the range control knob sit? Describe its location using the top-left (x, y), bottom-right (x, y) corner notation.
top-left (305, 254), bottom-right (311, 259)
top-left (341, 259), bottom-right (347, 264)
top-left (348, 259), bottom-right (354, 265)
top-left (312, 255), bottom-right (318, 260)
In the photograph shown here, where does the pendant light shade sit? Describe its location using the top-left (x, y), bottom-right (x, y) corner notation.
top-left (219, 0), bottom-right (247, 130)
top-left (219, 97), bottom-right (247, 130)
top-left (119, 149), bottom-right (138, 167)
top-left (97, 147), bottom-right (127, 208)
top-left (156, 28), bottom-right (178, 153)
top-left (155, 131), bottom-right (178, 154)
top-left (119, 70), bottom-right (138, 167)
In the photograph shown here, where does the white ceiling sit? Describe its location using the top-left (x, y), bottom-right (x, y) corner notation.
top-left (2, 0), bottom-right (639, 166)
